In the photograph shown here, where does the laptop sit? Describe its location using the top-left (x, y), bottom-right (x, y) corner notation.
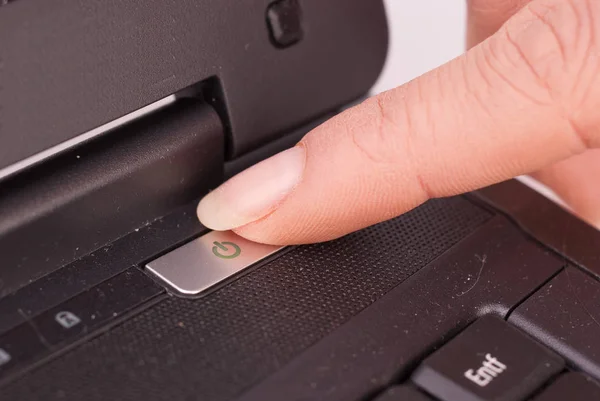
top-left (1, 1), bottom-right (600, 400)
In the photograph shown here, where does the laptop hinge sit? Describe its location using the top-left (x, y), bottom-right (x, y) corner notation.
top-left (0, 99), bottom-right (224, 295)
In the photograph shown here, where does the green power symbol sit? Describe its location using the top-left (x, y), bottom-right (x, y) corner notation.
top-left (212, 241), bottom-right (241, 259)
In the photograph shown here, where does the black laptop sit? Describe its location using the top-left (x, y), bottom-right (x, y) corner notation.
top-left (1, 1), bottom-right (600, 400)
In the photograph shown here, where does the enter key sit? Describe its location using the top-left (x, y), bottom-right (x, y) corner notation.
top-left (411, 316), bottom-right (564, 401)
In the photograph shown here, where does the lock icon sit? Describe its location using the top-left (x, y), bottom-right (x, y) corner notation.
top-left (55, 311), bottom-right (81, 329)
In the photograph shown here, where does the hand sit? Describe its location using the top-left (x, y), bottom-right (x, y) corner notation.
top-left (198, 0), bottom-right (600, 245)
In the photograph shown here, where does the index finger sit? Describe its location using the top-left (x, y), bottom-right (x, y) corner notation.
top-left (198, 0), bottom-right (600, 244)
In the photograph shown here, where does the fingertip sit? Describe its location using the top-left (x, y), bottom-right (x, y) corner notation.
top-left (197, 146), bottom-right (306, 232)
top-left (196, 192), bottom-right (240, 231)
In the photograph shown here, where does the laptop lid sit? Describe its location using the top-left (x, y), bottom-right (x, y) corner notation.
top-left (0, 0), bottom-right (388, 180)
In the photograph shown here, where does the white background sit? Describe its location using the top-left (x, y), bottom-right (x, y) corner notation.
top-left (372, 0), bottom-right (467, 94)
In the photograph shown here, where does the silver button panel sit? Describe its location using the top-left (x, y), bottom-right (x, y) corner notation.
top-left (146, 231), bottom-right (284, 295)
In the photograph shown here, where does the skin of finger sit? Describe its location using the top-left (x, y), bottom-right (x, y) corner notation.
top-left (534, 150), bottom-right (600, 226)
top-left (492, 0), bottom-right (600, 226)
top-left (235, 0), bottom-right (597, 245)
top-left (468, 0), bottom-right (600, 227)
top-left (467, 0), bottom-right (532, 48)
top-left (466, 0), bottom-right (600, 141)
top-left (532, 150), bottom-right (600, 228)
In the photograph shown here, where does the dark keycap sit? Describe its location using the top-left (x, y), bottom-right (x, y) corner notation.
top-left (0, 324), bottom-right (48, 381)
top-left (412, 316), bottom-right (564, 401)
top-left (374, 386), bottom-right (434, 401)
top-left (509, 266), bottom-right (600, 381)
top-left (533, 373), bottom-right (600, 400)
top-left (32, 268), bottom-right (162, 347)
top-left (236, 217), bottom-right (564, 401)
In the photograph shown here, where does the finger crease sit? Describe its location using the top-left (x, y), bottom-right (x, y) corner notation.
top-left (501, 29), bottom-right (554, 103)
top-left (415, 171), bottom-right (435, 201)
top-left (350, 125), bottom-right (386, 165)
top-left (527, 4), bottom-right (567, 65)
top-left (483, 38), bottom-right (548, 106)
top-left (375, 96), bottom-right (391, 145)
top-left (566, 116), bottom-right (593, 151)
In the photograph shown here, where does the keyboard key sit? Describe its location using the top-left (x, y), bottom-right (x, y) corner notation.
top-left (533, 373), bottom-right (600, 400)
top-left (411, 316), bottom-right (564, 401)
top-left (0, 324), bottom-right (48, 380)
top-left (509, 267), bottom-right (600, 381)
top-left (33, 268), bottom-right (162, 346)
top-left (374, 386), bottom-right (434, 401)
top-left (146, 230), bottom-right (283, 296)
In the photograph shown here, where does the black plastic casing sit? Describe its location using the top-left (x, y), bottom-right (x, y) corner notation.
top-left (0, 100), bottom-right (224, 295)
top-left (0, 0), bottom-right (388, 170)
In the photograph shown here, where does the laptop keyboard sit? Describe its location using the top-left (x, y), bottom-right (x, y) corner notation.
top-left (1, 200), bottom-right (600, 400)
top-left (370, 317), bottom-right (600, 401)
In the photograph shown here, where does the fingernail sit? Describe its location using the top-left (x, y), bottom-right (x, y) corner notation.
top-left (197, 146), bottom-right (305, 230)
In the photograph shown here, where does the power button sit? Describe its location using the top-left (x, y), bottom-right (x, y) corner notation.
top-left (212, 241), bottom-right (241, 259)
top-left (146, 231), bottom-right (284, 296)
